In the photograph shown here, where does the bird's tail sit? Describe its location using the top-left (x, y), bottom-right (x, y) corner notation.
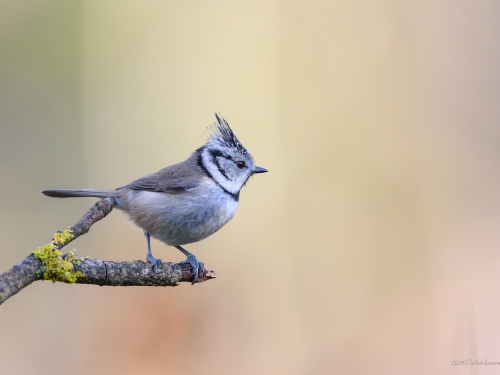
top-left (40, 188), bottom-right (120, 198)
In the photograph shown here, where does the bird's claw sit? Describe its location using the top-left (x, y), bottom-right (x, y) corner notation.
top-left (146, 254), bottom-right (163, 275)
top-left (186, 254), bottom-right (204, 284)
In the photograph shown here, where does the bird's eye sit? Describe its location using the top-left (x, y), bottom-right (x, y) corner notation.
top-left (236, 161), bottom-right (245, 169)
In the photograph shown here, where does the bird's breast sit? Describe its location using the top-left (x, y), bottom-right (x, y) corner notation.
top-left (122, 179), bottom-right (238, 246)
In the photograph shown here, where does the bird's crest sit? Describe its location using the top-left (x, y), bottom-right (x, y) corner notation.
top-left (207, 113), bottom-right (249, 156)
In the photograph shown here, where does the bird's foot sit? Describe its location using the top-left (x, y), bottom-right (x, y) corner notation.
top-left (185, 254), bottom-right (205, 284)
top-left (146, 254), bottom-right (163, 275)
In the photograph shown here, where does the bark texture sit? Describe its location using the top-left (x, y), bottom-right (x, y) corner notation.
top-left (0, 198), bottom-right (215, 305)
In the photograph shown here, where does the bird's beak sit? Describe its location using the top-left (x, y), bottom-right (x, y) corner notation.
top-left (253, 166), bottom-right (268, 174)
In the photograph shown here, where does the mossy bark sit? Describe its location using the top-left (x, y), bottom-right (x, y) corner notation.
top-left (0, 255), bottom-right (41, 304)
top-left (0, 255), bottom-right (215, 305)
top-left (0, 198), bottom-right (215, 306)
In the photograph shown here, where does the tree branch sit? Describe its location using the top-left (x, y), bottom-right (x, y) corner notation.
top-left (0, 198), bottom-right (216, 305)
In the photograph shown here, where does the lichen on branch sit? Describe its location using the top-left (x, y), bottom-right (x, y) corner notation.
top-left (0, 198), bottom-right (215, 306)
top-left (52, 228), bottom-right (74, 247)
top-left (33, 230), bottom-right (84, 283)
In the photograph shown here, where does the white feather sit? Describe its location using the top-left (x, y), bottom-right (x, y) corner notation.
top-left (122, 177), bottom-right (238, 246)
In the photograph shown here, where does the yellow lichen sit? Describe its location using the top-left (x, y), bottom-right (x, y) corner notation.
top-left (32, 229), bottom-right (83, 283)
top-left (52, 228), bottom-right (74, 246)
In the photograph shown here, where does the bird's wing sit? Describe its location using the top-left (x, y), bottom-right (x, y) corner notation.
top-left (117, 157), bottom-right (205, 194)
top-left (119, 175), bottom-right (201, 194)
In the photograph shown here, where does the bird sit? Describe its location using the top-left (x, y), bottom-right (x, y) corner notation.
top-left (41, 114), bottom-right (267, 283)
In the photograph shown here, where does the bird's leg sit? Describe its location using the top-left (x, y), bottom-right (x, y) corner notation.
top-left (175, 246), bottom-right (204, 284)
top-left (144, 231), bottom-right (162, 274)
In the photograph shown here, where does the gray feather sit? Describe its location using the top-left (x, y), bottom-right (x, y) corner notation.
top-left (40, 189), bottom-right (119, 198)
top-left (124, 177), bottom-right (200, 193)
top-left (118, 152), bottom-right (204, 194)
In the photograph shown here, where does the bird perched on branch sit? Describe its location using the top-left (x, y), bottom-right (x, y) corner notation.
top-left (41, 114), bottom-right (267, 283)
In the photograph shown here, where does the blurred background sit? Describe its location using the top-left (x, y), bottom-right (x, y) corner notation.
top-left (1, 1), bottom-right (500, 374)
